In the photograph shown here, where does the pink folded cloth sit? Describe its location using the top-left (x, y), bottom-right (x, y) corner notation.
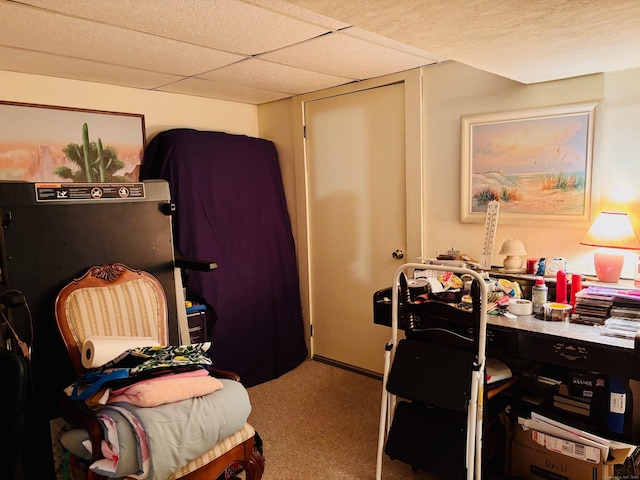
top-left (108, 369), bottom-right (224, 407)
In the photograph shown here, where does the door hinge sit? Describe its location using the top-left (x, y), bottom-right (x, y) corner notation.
top-left (310, 324), bottom-right (313, 337)
top-left (303, 125), bottom-right (307, 139)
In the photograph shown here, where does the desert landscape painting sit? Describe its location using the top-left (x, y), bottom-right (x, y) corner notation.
top-left (0, 102), bottom-right (145, 183)
top-left (464, 105), bottom-right (594, 222)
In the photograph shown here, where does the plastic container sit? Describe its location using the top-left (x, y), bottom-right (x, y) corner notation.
top-left (543, 302), bottom-right (572, 322)
top-left (555, 270), bottom-right (567, 304)
top-left (532, 276), bottom-right (548, 315)
top-left (570, 274), bottom-right (582, 306)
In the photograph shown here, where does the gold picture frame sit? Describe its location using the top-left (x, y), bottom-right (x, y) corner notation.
top-left (461, 102), bottom-right (597, 225)
top-left (0, 101), bottom-right (145, 183)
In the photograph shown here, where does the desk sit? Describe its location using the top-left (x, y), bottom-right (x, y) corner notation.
top-left (486, 314), bottom-right (639, 380)
top-left (373, 287), bottom-right (640, 442)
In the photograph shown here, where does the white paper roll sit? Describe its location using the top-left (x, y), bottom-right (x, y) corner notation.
top-left (81, 336), bottom-right (160, 369)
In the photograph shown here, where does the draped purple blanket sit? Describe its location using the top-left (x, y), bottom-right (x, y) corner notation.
top-left (141, 129), bottom-right (307, 386)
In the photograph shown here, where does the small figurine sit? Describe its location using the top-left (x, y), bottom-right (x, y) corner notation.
top-left (535, 257), bottom-right (546, 277)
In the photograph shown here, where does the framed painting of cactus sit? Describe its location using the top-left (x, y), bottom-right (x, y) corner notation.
top-left (0, 101), bottom-right (145, 183)
top-left (460, 102), bottom-right (597, 225)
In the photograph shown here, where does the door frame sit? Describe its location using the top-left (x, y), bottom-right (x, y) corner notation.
top-left (291, 68), bottom-right (425, 357)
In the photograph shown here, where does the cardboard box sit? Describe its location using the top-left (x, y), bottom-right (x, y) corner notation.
top-left (506, 418), bottom-right (638, 480)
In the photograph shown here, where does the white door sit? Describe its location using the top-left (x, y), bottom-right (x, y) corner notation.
top-left (304, 82), bottom-right (409, 374)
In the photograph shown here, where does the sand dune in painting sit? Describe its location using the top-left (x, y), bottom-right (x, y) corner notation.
top-left (472, 171), bottom-right (585, 215)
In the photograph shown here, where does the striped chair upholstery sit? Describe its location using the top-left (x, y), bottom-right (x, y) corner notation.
top-left (170, 423), bottom-right (258, 480)
top-left (56, 263), bottom-right (168, 373)
top-left (64, 278), bottom-right (164, 343)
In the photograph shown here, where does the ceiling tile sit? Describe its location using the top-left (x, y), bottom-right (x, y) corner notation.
top-left (198, 58), bottom-right (355, 94)
top-left (259, 28), bottom-right (436, 79)
top-left (0, 46), bottom-right (183, 89)
top-left (157, 77), bottom-right (291, 104)
top-left (0, 2), bottom-right (245, 76)
top-left (249, 0), bottom-right (349, 30)
top-left (345, 27), bottom-right (447, 63)
top-left (281, 0), bottom-right (640, 84)
top-left (15, 0), bottom-right (335, 55)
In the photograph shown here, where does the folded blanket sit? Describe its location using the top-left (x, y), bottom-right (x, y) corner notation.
top-left (92, 405), bottom-right (151, 478)
top-left (92, 379), bottom-right (251, 479)
top-left (108, 369), bottom-right (223, 407)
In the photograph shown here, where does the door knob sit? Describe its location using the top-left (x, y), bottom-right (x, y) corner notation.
top-left (392, 249), bottom-right (405, 259)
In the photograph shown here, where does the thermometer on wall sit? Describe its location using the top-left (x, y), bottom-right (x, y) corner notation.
top-left (480, 200), bottom-right (500, 270)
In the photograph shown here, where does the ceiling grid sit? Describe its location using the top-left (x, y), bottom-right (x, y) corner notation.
top-left (1, 0), bottom-right (638, 104)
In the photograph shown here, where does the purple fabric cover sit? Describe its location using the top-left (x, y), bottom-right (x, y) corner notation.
top-left (141, 129), bottom-right (307, 386)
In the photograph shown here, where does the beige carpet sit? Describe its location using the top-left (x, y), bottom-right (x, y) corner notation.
top-left (246, 359), bottom-right (444, 480)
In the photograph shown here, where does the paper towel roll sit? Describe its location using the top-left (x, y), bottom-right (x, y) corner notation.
top-left (81, 336), bottom-right (160, 369)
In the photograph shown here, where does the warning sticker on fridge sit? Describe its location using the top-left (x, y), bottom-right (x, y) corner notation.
top-left (35, 183), bottom-right (145, 202)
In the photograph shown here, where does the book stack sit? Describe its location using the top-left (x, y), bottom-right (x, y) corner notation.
top-left (553, 384), bottom-right (597, 417)
top-left (572, 286), bottom-right (615, 325)
top-left (572, 285), bottom-right (640, 336)
top-left (601, 307), bottom-right (640, 338)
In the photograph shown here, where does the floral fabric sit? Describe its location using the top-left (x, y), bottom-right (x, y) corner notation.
top-left (101, 343), bottom-right (212, 374)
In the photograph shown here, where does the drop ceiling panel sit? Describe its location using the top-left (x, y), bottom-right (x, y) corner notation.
top-left (0, 2), bottom-right (245, 76)
top-left (345, 27), bottom-right (446, 63)
top-left (260, 28), bottom-right (436, 79)
top-left (282, 0), bottom-right (640, 84)
top-left (6, 0), bottom-right (639, 104)
top-left (198, 58), bottom-right (355, 95)
top-left (17, 0), bottom-right (340, 55)
top-left (252, 0), bottom-right (349, 30)
top-left (0, 46), bottom-right (184, 89)
top-left (157, 77), bottom-right (291, 104)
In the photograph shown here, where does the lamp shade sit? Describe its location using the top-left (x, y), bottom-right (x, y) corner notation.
top-left (580, 212), bottom-right (640, 250)
top-left (498, 239), bottom-right (527, 270)
top-left (498, 239), bottom-right (527, 256)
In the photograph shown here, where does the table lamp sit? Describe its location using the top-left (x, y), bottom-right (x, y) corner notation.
top-left (498, 239), bottom-right (527, 271)
top-left (579, 211), bottom-right (640, 283)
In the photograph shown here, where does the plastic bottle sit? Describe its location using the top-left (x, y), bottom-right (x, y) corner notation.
top-left (532, 276), bottom-right (548, 315)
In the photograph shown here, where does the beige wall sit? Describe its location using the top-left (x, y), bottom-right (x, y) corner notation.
top-left (420, 62), bottom-right (640, 279)
top-left (263, 62), bottom-right (640, 281)
top-left (4, 64), bottom-right (640, 281)
top-left (421, 62), bottom-right (606, 277)
top-left (0, 70), bottom-right (259, 141)
top-left (258, 98), bottom-right (297, 243)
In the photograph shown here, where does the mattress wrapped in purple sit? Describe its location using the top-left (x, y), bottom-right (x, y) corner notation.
top-left (141, 129), bottom-right (307, 386)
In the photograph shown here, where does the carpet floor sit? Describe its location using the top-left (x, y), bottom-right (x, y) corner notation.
top-left (246, 359), bottom-right (450, 480)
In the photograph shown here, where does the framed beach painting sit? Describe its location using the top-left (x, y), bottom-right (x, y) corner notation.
top-left (460, 103), bottom-right (597, 225)
top-left (0, 101), bottom-right (145, 183)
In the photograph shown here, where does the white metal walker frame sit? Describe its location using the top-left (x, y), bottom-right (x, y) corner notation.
top-left (375, 263), bottom-right (490, 480)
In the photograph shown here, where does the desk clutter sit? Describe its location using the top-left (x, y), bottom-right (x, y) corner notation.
top-left (374, 261), bottom-right (640, 479)
top-left (451, 262), bottom-right (640, 339)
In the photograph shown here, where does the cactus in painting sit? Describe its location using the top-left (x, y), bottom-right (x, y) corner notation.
top-left (55, 123), bottom-right (126, 182)
top-left (96, 138), bottom-right (105, 182)
top-left (81, 123), bottom-right (93, 182)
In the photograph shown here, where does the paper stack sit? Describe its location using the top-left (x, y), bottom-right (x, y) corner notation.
top-left (518, 412), bottom-right (636, 464)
